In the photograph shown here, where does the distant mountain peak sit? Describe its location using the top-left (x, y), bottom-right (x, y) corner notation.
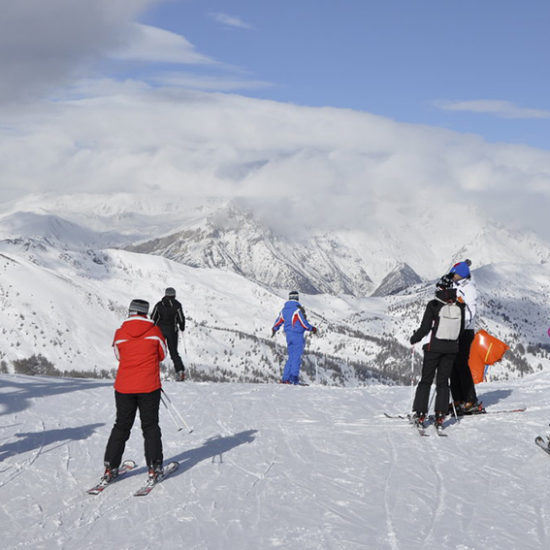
top-left (371, 263), bottom-right (422, 297)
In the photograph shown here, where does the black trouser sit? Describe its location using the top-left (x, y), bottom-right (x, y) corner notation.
top-left (104, 389), bottom-right (163, 468)
top-left (160, 326), bottom-right (184, 373)
top-left (413, 350), bottom-right (456, 414)
top-left (450, 329), bottom-right (477, 403)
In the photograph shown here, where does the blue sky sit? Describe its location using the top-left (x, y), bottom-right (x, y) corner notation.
top-left (127, 0), bottom-right (550, 149)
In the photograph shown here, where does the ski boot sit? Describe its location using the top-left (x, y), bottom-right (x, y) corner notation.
top-left (148, 461), bottom-right (164, 482)
top-left (175, 370), bottom-right (185, 382)
top-left (434, 411), bottom-right (445, 428)
top-left (411, 412), bottom-right (426, 428)
top-left (102, 463), bottom-right (119, 483)
top-left (462, 401), bottom-right (485, 415)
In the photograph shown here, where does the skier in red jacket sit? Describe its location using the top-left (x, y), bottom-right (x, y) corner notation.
top-left (102, 299), bottom-right (167, 482)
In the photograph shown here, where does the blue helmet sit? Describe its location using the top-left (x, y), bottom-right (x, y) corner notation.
top-left (450, 260), bottom-right (471, 279)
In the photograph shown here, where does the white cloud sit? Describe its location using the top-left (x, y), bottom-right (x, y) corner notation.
top-left (209, 12), bottom-right (252, 29)
top-left (1, 84), bottom-right (550, 241)
top-left (0, 0), bottom-right (161, 104)
top-left (435, 99), bottom-right (550, 119)
top-left (153, 71), bottom-right (271, 91)
top-left (110, 23), bottom-right (216, 65)
top-left (0, 2), bottom-right (265, 106)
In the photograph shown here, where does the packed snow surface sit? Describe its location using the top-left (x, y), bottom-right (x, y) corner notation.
top-left (2, 372), bottom-right (550, 549)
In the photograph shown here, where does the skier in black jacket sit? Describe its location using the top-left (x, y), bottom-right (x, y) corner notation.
top-left (410, 275), bottom-right (465, 428)
top-left (151, 287), bottom-right (186, 381)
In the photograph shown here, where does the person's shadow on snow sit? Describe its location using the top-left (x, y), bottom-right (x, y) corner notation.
top-left (0, 423), bottom-right (104, 461)
top-left (0, 377), bottom-right (109, 416)
top-left (166, 430), bottom-right (257, 477)
top-left (477, 389), bottom-right (513, 407)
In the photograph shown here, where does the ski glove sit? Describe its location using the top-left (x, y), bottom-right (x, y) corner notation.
top-left (311, 327), bottom-right (317, 334)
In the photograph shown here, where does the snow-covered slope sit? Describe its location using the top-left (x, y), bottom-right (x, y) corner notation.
top-left (0, 237), bottom-right (411, 385)
top-left (0, 211), bottom-right (129, 249)
top-left (1, 228), bottom-right (550, 385)
top-left (2, 372), bottom-right (550, 549)
top-left (1, 193), bottom-right (550, 384)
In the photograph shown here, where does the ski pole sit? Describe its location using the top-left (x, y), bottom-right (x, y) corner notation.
top-left (181, 331), bottom-right (190, 381)
top-left (450, 400), bottom-right (459, 421)
top-left (160, 393), bottom-right (183, 432)
top-left (409, 346), bottom-right (416, 412)
top-left (161, 388), bottom-right (193, 433)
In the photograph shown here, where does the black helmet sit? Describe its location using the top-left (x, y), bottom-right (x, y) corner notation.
top-left (436, 287), bottom-right (457, 303)
top-left (289, 290), bottom-right (299, 300)
top-left (165, 287), bottom-right (176, 297)
top-left (436, 274), bottom-right (454, 290)
top-left (129, 299), bottom-right (149, 315)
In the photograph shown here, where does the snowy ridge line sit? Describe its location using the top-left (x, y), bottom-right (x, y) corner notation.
top-left (0, 252), bottom-right (18, 264)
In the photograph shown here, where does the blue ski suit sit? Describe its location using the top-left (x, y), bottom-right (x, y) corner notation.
top-left (272, 299), bottom-right (315, 384)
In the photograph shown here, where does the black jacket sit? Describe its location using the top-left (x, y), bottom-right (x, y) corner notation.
top-left (151, 297), bottom-right (185, 332)
top-left (410, 297), bottom-right (465, 354)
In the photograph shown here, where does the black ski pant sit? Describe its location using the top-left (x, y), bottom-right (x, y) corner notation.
top-left (160, 326), bottom-right (185, 373)
top-left (450, 329), bottom-right (478, 404)
top-left (413, 350), bottom-right (456, 415)
top-left (104, 389), bottom-right (163, 469)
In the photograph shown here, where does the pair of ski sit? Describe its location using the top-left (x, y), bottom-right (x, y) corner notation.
top-left (86, 460), bottom-right (179, 497)
top-left (382, 413), bottom-right (446, 436)
top-left (410, 414), bottom-right (446, 437)
top-left (384, 407), bottom-right (527, 437)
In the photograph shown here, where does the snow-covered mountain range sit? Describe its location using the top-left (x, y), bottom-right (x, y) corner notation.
top-left (1, 193), bottom-right (550, 385)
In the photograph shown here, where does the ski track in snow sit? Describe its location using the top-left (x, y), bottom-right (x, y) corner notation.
top-left (0, 418), bottom-right (46, 489)
top-left (382, 431), bottom-right (399, 550)
top-left (421, 437), bottom-right (446, 549)
top-left (3, 374), bottom-right (550, 549)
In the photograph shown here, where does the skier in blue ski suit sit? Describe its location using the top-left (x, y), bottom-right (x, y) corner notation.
top-left (272, 291), bottom-right (317, 384)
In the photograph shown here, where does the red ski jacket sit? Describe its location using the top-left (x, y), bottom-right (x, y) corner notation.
top-left (112, 315), bottom-right (167, 394)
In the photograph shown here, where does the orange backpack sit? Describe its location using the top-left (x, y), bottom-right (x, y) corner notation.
top-left (468, 330), bottom-right (509, 383)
